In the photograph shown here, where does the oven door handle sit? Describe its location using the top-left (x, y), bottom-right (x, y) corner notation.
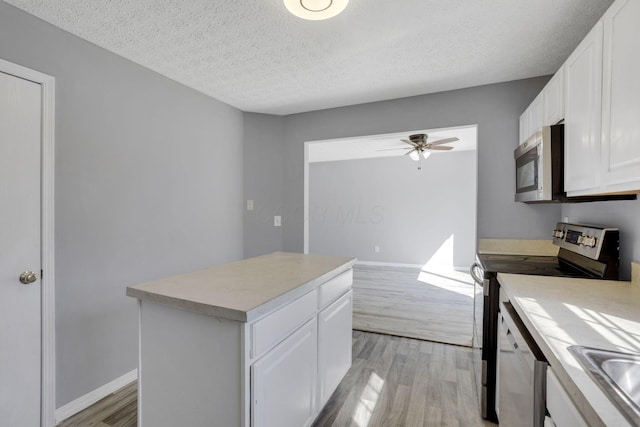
top-left (470, 262), bottom-right (484, 285)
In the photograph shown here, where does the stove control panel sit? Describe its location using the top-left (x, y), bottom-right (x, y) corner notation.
top-left (552, 222), bottom-right (619, 260)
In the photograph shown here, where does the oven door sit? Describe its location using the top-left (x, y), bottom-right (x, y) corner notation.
top-left (470, 261), bottom-right (498, 421)
top-left (469, 263), bottom-right (485, 416)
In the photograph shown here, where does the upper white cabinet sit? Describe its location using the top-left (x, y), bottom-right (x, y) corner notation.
top-left (519, 68), bottom-right (564, 145)
top-left (563, 22), bottom-right (604, 193)
top-left (519, 93), bottom-right (544, 144)
top-left (600, 0), bottom-right (640, 191)
top-left (519, 113), bottom-right (528, 145)
top-left (543, 70), bottom-right (564, 126)
top-left (517, 0), bottom-right (640, 197)
top-left (564, 0), bottom-right (640, 196)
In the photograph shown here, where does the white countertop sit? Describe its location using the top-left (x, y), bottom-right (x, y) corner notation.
top-left (126, 252), bottom-right (356, 322)
top-left (498, 273), bottom-right (640, 427)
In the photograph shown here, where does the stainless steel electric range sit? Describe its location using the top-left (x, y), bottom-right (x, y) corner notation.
top-left (469, 222), bottom-right (620, 422)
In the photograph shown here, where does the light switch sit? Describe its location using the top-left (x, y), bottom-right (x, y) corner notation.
top-left (274, 216), bottom-right (281, 227)
top-left (247, 200), bottom-right (254, 211)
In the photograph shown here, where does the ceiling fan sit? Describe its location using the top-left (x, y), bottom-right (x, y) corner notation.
top-left (379, 133), bottom-right (459, 161)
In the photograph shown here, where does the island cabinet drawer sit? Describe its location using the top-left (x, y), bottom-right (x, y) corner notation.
top-left (319, 269), bottom-right (353, 309)
top-left (251, 290), bottom-right (317, 359)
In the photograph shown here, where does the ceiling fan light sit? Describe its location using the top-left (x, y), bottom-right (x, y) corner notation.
top-left (409, 150), bottom-right (420, 161)
top-left (422, 151), bottom-right (432, 160)
top-left (283, 0), bottom-right (349, 20)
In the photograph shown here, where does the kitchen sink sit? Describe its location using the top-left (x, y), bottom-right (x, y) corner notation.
top-left (569, 345), bottom-right (640, 426)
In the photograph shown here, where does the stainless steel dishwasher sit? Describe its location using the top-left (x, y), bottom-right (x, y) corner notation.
top-left (498, 301), bottom-right (547, 427)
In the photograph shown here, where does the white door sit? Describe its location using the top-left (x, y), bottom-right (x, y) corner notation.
top-left (0, 70), bottom-right (43, 426)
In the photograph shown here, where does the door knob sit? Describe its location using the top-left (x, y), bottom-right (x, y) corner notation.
top-left (19, 271), bottom-right (38, 285)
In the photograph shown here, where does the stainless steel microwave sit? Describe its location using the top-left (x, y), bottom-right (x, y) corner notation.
top-left (514, 125), bottom-right (564, 203)
top-left (514, 125), bottom-right (635, 203)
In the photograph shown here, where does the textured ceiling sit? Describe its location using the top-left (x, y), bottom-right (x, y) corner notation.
top-left (6, 0), bottom-right (614, 115)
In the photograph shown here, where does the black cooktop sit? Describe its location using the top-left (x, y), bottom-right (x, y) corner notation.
top-left (476, 253), bottom-right (591, 278)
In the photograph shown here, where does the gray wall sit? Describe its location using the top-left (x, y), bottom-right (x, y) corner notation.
top-left (243, 113), bottom-right (284, 257)
top-left (561, 201), bottom-right (640, 280)
top-left (277, 78), bottom-right (562, 254)
top-left (0, 2), bottom-right (244, 407)
top-left (309, 152), bottom-right (477, 267)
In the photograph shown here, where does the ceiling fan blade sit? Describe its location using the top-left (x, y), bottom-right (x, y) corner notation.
top-left (376, 147), bottom-right (411, 151)
top-left (427, 145), bottom-right (454, 151)
top-left (404, 149), bottom-right (417, 156)
top-left (429, 137), bottom-right (459, 146)
top-left (401, 139), bottom-right (418, 147)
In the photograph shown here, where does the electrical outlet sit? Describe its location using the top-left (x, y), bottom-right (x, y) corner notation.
top-left (247, 200), bottom-right (254, 211)
top-left (374, 245), bottom-right (380, 253)
top-left (274, 216), bottom-right (281, 227)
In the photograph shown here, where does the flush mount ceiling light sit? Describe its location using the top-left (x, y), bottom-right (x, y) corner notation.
top-left (284, 0), bottom-right (349, 20)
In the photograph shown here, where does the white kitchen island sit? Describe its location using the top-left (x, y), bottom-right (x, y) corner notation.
top-left (126, 251), bottom-right (356, 427)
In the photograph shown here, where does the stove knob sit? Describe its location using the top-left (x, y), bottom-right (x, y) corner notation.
top-left (577, 235), bottom-right (586, 245)
top-left (553, 229), bottom-right (565, 239)
top-left (585, 236), bottom-right (597, 247)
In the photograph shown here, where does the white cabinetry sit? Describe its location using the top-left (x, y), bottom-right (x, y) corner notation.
top-left (563, 0), bottom-right (640, 196)
top-left (600, 0), bottom-right (640, 192)
top-left (133, 259), bottom-right (354, 427)
top-left (318, 290), bottom-right (353, 406)
top-left (252, 319), bottom-right (318, 427)
top-left (519, 113), bottom-right (528, 145)
top-left (519, 93), bottom-right (544, 144)
top-left (563, 22), bottom-right (604, 193)
top-left (543, 70), bottom-right (564, 126)
top-left (519, 70), bottom-right (564, 145)
top-left (546, 369), bottom-right (588, 427)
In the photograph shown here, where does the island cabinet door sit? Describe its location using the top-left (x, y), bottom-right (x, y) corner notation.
top-left (318, 290), bottom-right (353, 407)
top-left (251, 318), bottom-right (318, 427)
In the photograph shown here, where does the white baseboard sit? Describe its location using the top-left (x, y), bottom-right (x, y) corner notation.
top-left (356, 260), bottom-right (424, 268)
top-left (356, 260), bottom-right (470, 272)
top-left (55, 369), bottom-right (138, 424)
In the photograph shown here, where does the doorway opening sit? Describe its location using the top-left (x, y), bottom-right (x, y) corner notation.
top-left (303, 125), bottom-right (478, 346)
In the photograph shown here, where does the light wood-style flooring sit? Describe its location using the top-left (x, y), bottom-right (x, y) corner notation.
top-left (56, 331), bottom-right (493, 427)
top-left (56, 381), bottom-right (137, 427)
top-left (353, 265), bottom-right (477, 347)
